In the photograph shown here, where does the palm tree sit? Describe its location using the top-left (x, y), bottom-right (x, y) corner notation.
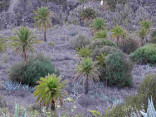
top-left (8, 27), bottom-right (40, 62)
top-left (136, 20), bottom-right (153, 45)
top-left (110, 25), bottom-right (127, 46)
top-left (75, 57), bottom-right (100, 94)
top-left (33, 74), bottom-right (68, 111)
top-left (34, 7), bottom-right (52, 42)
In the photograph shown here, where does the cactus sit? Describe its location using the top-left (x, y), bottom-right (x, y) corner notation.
top-left (140, 97), bottom-right (156, 117)
top-left (0, 103), bottom-right (26, 117)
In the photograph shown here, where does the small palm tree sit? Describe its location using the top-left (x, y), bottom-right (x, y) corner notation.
top-left (136, 27), bottom-right (148, 45)
top-left (91, 18), bottom-right (106, 32)
top-left (8, 27), bottom-right (40, 62)
top-left (76, 46), bottom-right (92, 59)
top-left (140, 20), bottom-right (153, 32)
top-left (136, 20), bottom-right (153, 45)
top-left (75, 57), bottom-right (99, 94)
top-left (34, 7), bottom-right (52, 42)
top-left (33, 74), bottom-right (68, 111)
top-left (111, 25), bottom-right (127, 46)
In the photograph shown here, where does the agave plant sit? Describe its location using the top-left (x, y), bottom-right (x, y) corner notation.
top-left (33, 74), bottom-right (68, 111)
top-left (0, 103), bottom-right (26, 117)
top-left (140, 97), bottom-right (156, 117)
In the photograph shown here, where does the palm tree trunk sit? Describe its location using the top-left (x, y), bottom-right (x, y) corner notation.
top-left (51, 100), bottom-right (55, 111)
top-left (117, 37), bottom-right (119, 46)
top-left (23, 45), bottom-right (26, 62)
top-left (85, 74), bottom-right (89, 94)
top-left (44, 28), bottom-right (46, 42)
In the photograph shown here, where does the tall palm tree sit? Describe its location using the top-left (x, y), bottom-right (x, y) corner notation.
top-left (8, 27), bottom-right (40, 62)
top-left (75, 57), bottom-right (100, 94)
top-left (33, 74), bottom-right (68, 111)
top-left (34, 7), bottom-right (52, 42)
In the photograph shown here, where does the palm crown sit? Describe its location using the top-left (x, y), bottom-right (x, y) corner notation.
top-left (8, 27), bottom-right (40, 62)
top-left (33, 74), bottom-right (68, 111)
top-left (111, 25), bottom-right (127, 45)
top-left (75, 57), bottom-right (99, 94)
top-left (34, 7), bottom-right (52, 42)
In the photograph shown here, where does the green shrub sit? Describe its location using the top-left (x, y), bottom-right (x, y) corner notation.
top-left (93, 30), bottom-right (107, 40)
top-left (105, 74), bottom-right (156, 117)
top-left (80, 7), bottom-right (96, 20)
top-left (8, 54), bottom-right (59, 86)
top-left (70, 34), bottom-right (91, 49)
top-left (105, 0), bottom-right (127, 11)
top-left (89, 39), bottom-right (117, 50)
top-left (91, 18), bottom-right (106, 31)
top-left (119, 38), bottom-right (139, 54)
top-left (91, 46), bottom-right (120, 60)
top-left (104, 51), bottom-right (133, 87)
top-left (150, 29), bottom-right (156, 43)
top-left (138, 74), bottom-right (156, 109)
top-left (130, 44), bottom-right (156, 64)
top-left (104, 95), bottom-right (143, 117)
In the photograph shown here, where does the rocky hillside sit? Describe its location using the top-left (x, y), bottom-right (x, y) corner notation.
top-left (0, 0), bottom-right (156, 30)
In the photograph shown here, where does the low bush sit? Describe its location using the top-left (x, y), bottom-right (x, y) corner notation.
top-left (79, 7), bottom-right (96, 20)
top-left (90, 39), bottom-right (117, 50)
top-left (8, 54), bottom-right (59, 86)
top-left (104, 51), bottom-right (133, 87)
top-left (130, 44), bottom-right (156, 64)
top-left (105, 0), bottom-right (127, 11)
top-left (138, 74), bottom-right (156, 109)
top-left (119, 38), bottom-right (139, 54)
top-left (70, 34), bottom-right (91, 49)
top-left (78, 95), bottom-right (97, 107)
top-left (105, 74), bottom-right (156, 117)
top-left (150, 29), bottom-right (156, 43)
top-left (91, 46), bottom-right (120, 60)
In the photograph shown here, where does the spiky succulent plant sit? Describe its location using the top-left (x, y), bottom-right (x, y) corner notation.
top-left (0, 103), bottom-right (26, 117)
top-left (140, 97), bottom-right (156, 117)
